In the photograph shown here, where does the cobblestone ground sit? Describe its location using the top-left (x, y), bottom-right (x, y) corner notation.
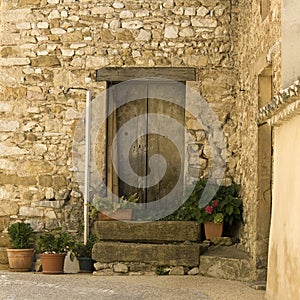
top-left (0, 271), bottom-right (265, 300)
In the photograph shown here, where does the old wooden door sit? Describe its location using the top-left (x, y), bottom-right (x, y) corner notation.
top-left (107, 81), bottom-right (185, 207)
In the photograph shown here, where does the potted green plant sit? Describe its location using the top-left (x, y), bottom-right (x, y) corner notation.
top-left (35, 229), bottom-right (75, 274)
top-left (198, 182), bottom-right (243, 239)
top-left (6, 222), bottom-right (34, 272)
top-left (91, 193), bottom-right (139, 221)
top-left (74, 234), bottom-right (97, 272)
top-left (161, 179), bottom-right (243, 239)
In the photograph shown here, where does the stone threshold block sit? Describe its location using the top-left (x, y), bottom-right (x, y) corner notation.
top-left (94, 221), bottom-right (200, 243)
top-left (93, 242), bottom-right (200, 267)
top-left (199, 245), bottom-right (254, 281)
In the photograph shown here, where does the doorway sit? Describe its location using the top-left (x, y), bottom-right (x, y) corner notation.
top-left (106, 80), bottom-right (186, 205)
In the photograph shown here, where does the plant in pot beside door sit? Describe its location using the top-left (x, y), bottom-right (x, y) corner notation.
top-left (199, 188), bottom-right (243, 240)
top-left (199, 200), bottom-right (225, 240)
top-left (74, 234), bottom-right (97, 273)
top-left (35, 230), bottom-right (75, 274)
top-left (7, 222), bottom-right (34, 272)
top-left (91, 193), bottom-right (139, 221)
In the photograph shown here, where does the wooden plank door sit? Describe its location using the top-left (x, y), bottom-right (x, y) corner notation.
top-left (107, 81), bottom-right (185, 205)
top-left (147, 82), bottom-right (185, 209)
top-left (109, 81), bottom-right (148, 202)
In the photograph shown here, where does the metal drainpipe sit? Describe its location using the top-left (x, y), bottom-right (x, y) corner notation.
top-left (84, 90), bottom-right (92, 245)
top-left (63, 87), bottom-right (92, 245)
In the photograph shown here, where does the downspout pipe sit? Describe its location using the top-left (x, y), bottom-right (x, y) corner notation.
top-left (84, 90), bottom-right (92, 245)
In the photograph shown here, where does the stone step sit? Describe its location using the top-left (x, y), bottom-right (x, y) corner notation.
top-left (199, 245), bottom-right (254, 281)
top-left (94, 221), bottom-right (200, 243)
top-left (92, 241), bottom-right (200, 267)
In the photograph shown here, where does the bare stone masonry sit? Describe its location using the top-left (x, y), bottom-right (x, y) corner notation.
top-left (0, 0), bottom-right (237, 232)
top-left (0, 0), bottom-right (280, 282)
top-left (92, 221), bottom-right (201, 275)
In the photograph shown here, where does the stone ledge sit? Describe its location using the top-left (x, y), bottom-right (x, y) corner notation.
top-left (92, 242), bottom-right (200, 267)
top-left (199, 246), bottom-right (254, 281)
top-left (94, 221), bottom-right (200, 242)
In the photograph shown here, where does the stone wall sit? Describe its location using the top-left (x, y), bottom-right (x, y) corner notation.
top-left (0, 0), bottom-right (281, 282)
top-left (236, 0), bottom-right (281, 280)
top-left (0, 0), bottom-right (239, 237)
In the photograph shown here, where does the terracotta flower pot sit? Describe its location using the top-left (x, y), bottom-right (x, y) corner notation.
top-left (204, 222), bottom-right (224, 239)
top-left (40, 253), bottom-right (66, 274)
top-left (98, 209), bottom-right (132, 221)
top-left (6, 248), bottom-right (34, 272)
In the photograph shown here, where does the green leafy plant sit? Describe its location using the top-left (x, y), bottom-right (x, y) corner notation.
top-left (209, 182), bottom-right (243, 225)
top-left (35, 229), bottom-right (75, 254)
top-left (74, 234), bottom-right (97, 258)
top-left (213, 213), bottom-right (224, 224)
top-left (90, 193), bottom-right (139, 215)
top-left (162, 179), bottom-right (243, 225)
top-left (156, 266), bottom-right (169, 275)
top-left (7, 222), bottom-right (34, 249)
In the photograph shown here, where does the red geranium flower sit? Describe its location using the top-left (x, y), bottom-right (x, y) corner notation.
top-left (212, 200), bottom-right (219, 208)
top-left (205, 205), bottom-right (214, 214)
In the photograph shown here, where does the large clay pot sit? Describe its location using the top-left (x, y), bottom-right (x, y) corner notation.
top-left (204, 222), bottom-right (224, 239)
top-left (40, 253), bottom-right (66, 274)
top-left (6, 248), bottom-right (34, 272)
top-left (98, 209), bottom-right (132, 221)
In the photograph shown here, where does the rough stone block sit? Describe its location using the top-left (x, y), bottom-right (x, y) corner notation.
top-left (94, 221), bottom-right (200, 242)
top-left (0, 174), bottom-right (36, 186)
top-left (0, 201), bottom-right (19, 216)
top-left (0, 144), bottom-right (29, 156)
top-left (164, 25), bottom-right (179, 38)
top-left (33, 200), bottom-right (62, 209)
top-left (91, 6), bottom-right (114, 15)
top-left (200, 249), bottom-right (254, 281)
top-left (0, 218), bottom-right (10, 232)
top-left (31, 56), bottom-right (61, 67)
top-left (188, 267), bottom-right (199, 275)
top-left (0, 58), bottom-right (31, 67)
top-left (19, 206), bottom-right (43, 217)
top-left (113, 263), bottom-right (128, 273)
top-left (122, 20), bottom-right (143, 29)
top-left (0, 121), bottom-right (19, 132)
top-left (0, 234), bottom-right (11, 247)
top-left (86, 56), bottom-right (109, 68)
top-left (0, 247), bottom-right (8, 264)
top-left (169, 266), bottom-right (185, 275)
top-left (92, 242), bottom-right (200, 266)
top-left (94, 262), bottom-right (110, 271)
top-left (0, 263), bottom-right (9, 270)
top-left (37, 175), bottom-right (52, 187)
top-left (53, 176), bottom-right (67, 189)
top-left (61, 31), bottom-right (83, 43)
top-left (0, 102), bottom-right (12, 113)
top-left (18, 0), bottom-right (41, 6)
top-left (128, 263), bottom-right (152, 273)
top-left (17, 161), bottom-right (54, 177)
top-left (191, 17), bottom-right (217, 28)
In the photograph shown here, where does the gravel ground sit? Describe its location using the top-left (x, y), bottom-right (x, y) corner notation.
top-left (0, 271), bottom-right (265, 300)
